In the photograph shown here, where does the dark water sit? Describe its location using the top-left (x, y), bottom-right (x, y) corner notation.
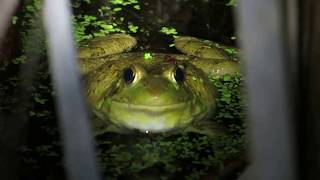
top-left (73, 0), bottom-right (236, 51)
top-left (0, 0), bottom-right (246, 180)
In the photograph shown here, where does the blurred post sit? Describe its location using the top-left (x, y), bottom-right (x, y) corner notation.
top-left (235, 0), bottom-right (297, 180)
top-left (298, 0), bottom-right (320, 179)
top-left (43, 0), bottom-right (101, 180)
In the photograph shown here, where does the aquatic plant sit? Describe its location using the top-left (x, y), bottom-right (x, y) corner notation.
top-left (73, 0), bottom-right (142, 42)
top-left (226, 0), bottom-right (237, 6)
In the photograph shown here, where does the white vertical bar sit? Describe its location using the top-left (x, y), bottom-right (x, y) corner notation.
top-left (235, 0), bottom-right (297, 180)
top-left (43, 0), bottom-right (101, 180)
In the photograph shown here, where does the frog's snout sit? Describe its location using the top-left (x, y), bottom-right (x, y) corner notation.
top-left (142, 76), bottom-right (170, 96)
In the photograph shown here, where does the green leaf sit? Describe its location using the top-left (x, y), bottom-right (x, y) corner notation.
top-left (34, 97), bottom-right (47, 104)
top-left (133, 5), bottom-right (141, 10)
top-left (11, 16), bottom-right (18, 25)
top-left (160, 26), bottom-right (178, 35)
top-left (226, 0), bottom-right (237, 6)
top-left (223, 75), bottom-right (231, 81)
top-left (144, 53), bottom-right (153, 60)
top-left (113, 7), bottom-right (122, 12)
top-left (128, 24), bottom-right (139, 33)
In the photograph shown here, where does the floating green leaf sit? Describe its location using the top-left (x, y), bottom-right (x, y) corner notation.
top-left (128, 24), bottom-right (139, 33)
top-left (226, 0), bottom-right (237, 6)
top-left (144, 53), bottom-right (153, 60)
top-left (160, 26), bottom-right (178, 35)
top-left (133, 5), bottom-right (141, 10)
top-left (11, 16), bottom-right (18, 25)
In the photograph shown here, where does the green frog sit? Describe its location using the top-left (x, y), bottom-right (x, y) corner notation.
top-left (79, 34), bottom-right (240, 136)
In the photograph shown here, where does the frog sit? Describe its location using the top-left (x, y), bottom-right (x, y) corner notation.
top-left (78, 33), bottom-right (240, 136)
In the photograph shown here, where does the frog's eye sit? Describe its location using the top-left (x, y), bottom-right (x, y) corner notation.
top-left (123, 68), bottom-right (135, 84)
top-left (174, 67), bottom-right (184, 83)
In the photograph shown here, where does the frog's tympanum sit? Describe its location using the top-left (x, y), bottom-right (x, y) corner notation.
top-left (79, 34), bottom-right (239, 135)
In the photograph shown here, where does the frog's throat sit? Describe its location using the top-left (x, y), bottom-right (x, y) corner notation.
top-left (103, 100), bottom-right (203, 133)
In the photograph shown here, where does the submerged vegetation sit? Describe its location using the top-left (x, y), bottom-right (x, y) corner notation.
top-left (0, 0), bottom-right (245, 179)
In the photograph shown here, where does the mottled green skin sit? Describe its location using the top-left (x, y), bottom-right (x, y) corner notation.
top-left (79, 34), bottom-right (239, 135)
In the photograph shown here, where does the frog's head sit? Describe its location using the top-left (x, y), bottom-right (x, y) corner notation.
top-left (86, 54), bottom-right (216, 134)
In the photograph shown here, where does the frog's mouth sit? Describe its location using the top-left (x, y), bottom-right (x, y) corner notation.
top-left (105, 100), bottom-right (203, 133)
top-left (112, 101), bottom-right (190, 113)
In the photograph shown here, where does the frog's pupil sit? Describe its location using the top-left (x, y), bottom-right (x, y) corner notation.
top-left (124, 68), bottom-right (135, 84)
top-left (174, 67), bottom-right (184, 82)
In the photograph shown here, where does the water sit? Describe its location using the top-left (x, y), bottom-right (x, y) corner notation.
top-left (0, 0), bottom-right (246, 179)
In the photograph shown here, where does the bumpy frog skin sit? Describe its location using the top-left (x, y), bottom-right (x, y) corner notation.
top-left (79, 34), bottom-right (239, 135)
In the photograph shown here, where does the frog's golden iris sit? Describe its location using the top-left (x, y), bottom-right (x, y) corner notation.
top-left (79, 34), bottom-right (239, 135)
